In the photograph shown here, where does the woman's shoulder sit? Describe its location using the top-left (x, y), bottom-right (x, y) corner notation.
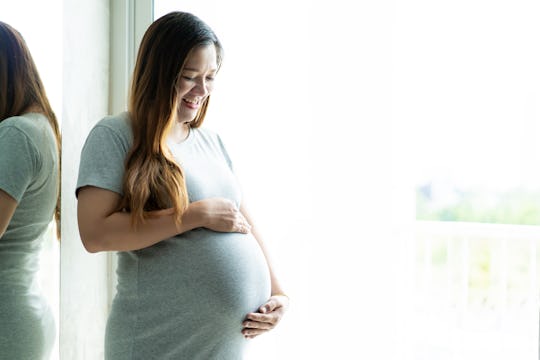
top-left (191, 127), bottom-right (232, 165)
top-left (0, 112), bottom-right (48, 135)
top-left (0, 113), bottom-right (54, 154)
top-left (192, 126), bottom-right (224, 146)
top-left (93, 112), bottom-right (132, 135)
top-left (89, 112), bottom-right (133, 145)
top-left (0, 113), bottom-right (54, 171)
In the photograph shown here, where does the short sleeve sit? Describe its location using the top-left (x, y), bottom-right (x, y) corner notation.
top-left (76, 124), bottom-right (128, 197)
top-left (0, 126), bottom-right (37, 202)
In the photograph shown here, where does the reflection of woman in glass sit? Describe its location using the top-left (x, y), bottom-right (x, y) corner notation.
top-left (77, 12), bottom-right (288, 359)
top-left (0, 22), bottom-right (60, 359)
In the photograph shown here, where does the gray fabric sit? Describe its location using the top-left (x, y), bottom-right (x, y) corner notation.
top-left (0, 113), bottom-right (58, 360)
top-left (77, 113), bottom-right (271, 360)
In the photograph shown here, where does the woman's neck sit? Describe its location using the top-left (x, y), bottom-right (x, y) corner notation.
top-left (23, 104), bottom-right (42, 115)
top-left (168, 121), bottom-right (190, 143)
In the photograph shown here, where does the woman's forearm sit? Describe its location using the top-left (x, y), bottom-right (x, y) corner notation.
top-left (240, 204), bottom-right (286, 296)
top-left (79, 202), bottom-right (205, 253)
top-left (83, 205), bottom-right (204, 252)
top-left (77, 187), bottom-right (206, 253)
top-left (78, 187), bottom-right (250, 253)
top-left (252, 226), bottom-right (285, 295)
top-left (0, 189), bottom-right (18, 238)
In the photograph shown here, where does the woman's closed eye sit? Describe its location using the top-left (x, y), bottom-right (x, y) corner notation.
top-left (181, 74), bottom-right (215, 82)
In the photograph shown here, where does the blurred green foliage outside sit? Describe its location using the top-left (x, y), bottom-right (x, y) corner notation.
top-left (416, 185), bottom-right (540, 225)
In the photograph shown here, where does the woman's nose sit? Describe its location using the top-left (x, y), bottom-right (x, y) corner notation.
top-left (192, 78), bottom-right (210, 96)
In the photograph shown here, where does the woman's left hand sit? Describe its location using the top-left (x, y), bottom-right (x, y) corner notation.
top-left (242, 294), bottom-right (289, 339)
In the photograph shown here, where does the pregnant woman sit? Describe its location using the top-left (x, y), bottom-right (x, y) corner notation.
top-left (76, 12), bottom-right (288, 359)
top-left (0, 22), bottom-right (61, 359)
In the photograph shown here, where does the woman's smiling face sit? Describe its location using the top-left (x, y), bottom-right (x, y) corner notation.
top-left (175, 44), bottom-right (218, 124)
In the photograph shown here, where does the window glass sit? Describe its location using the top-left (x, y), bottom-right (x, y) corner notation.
top-left (398, 0), bottom-right (540, 225)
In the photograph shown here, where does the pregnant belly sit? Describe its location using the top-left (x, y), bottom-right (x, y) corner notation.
top-left (117, 229), bottom-right (271, 329)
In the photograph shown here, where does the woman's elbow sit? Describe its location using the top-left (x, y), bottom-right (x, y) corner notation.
top-left (82, 240), bottom-right (101, 253)
top-left (79, 229), bottom-right (106, 253)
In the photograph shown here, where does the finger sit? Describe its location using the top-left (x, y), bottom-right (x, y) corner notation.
top-left (259, 298), bottom-right (279, 313)
top-left (242, 320), bottom-right (273, 330)
top-left (245, 312), bottom-right (266, 321)
top-left (238, 211), bottom-right (251, 224)
top-left (245, 312), bottom-right (277, 325)
top-left (242, 328), bottom-right (269, 338)
top-left (240, 223), bottom-right (251, 233)
top-left (235, 213), bottom-right (250, 232)
top-left (231, 215), bottom-right (249, 233)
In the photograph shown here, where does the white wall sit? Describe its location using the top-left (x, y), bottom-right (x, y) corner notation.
top-left (61, 1), bottom-right (110, 359)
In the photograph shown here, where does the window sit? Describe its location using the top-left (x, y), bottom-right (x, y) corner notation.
top-left (394, 1), bottom-right (540, 357)
top-left (405, 1), bottom-right (540, 226)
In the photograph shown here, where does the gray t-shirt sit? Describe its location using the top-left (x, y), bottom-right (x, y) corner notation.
top-left (77, 113), bottom-right (271, 359)
top-left (0, 112), bottom-right (57, 359)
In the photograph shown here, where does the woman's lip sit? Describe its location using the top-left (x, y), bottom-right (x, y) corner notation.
top-left (182, 98), bottom-right (199, 109)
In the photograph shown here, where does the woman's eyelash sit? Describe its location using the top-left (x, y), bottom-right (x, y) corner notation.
top-left (182, 75), bottom-right (215, 81)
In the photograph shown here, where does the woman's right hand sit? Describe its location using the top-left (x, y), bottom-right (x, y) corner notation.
top-left (194, 198), bottom-right (251, 233)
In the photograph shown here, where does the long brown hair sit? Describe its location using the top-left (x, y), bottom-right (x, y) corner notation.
top-left (0, 22), bottom-right (61, 238)
top-left (121, 12), bottom-right (223, 226)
